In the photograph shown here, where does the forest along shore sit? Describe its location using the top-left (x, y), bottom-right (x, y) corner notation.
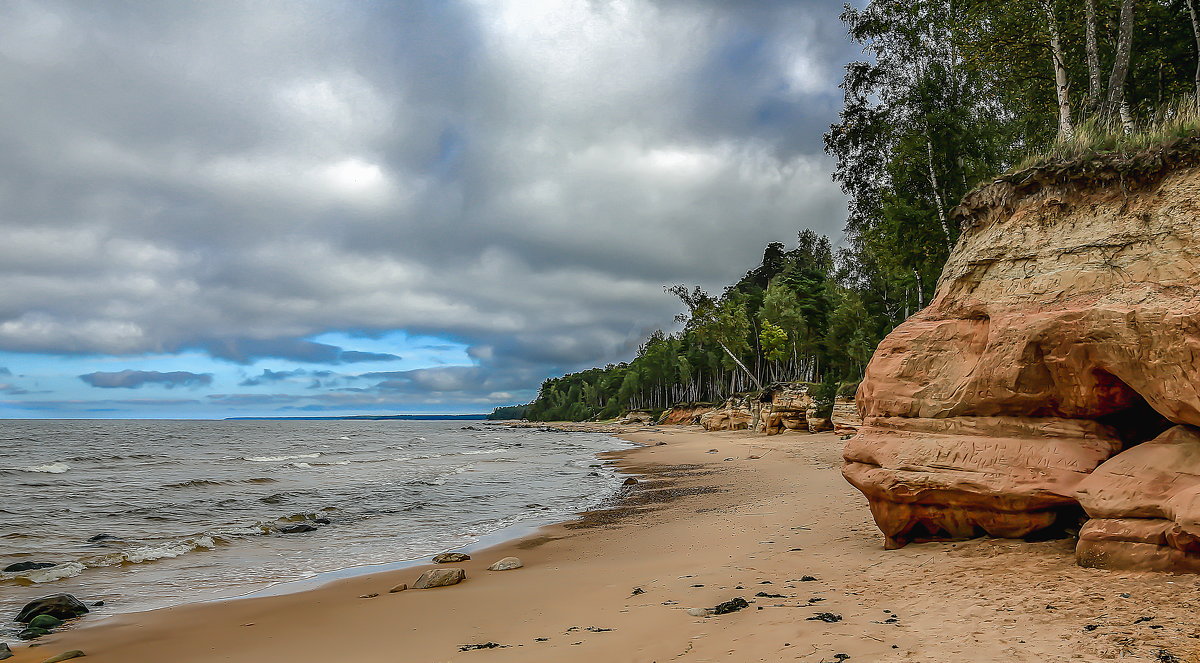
top-left (8, 426), bottom-right (1199, 663)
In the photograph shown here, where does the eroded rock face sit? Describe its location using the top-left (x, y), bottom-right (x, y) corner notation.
top-left (831, 398), bottom-right (862, 435)
top-left (698, 384), bottom-right (817, 435)
top-left (845, 166), bottom-right (1200, 569)
top-left (657, 404), bottom-right (714, 426)
top-left (1075, 425), bottom-right (1200, 572)
top-left (700, 395), bottom-right (756, 432)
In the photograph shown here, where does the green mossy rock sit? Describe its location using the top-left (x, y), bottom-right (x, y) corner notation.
top-left (17, 627), bottom-right (49, 641)
top-left (29, 615), bottom-right (62, 629)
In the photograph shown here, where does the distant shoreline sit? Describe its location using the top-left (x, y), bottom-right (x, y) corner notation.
top-left (222, 414), bottom-right (488, 421)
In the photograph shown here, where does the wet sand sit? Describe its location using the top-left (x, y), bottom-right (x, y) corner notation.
top-left (9, 426), bottom-right (1200, 662)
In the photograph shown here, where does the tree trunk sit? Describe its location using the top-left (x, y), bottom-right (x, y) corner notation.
top-left (1044, 0), bottom-right (1074, 140)
top-left (717, 340), bottom-right (762, 392)
top-left (1084, 0), bottom-right (1102, 114)
top-left (1105, 0), bottom-right (1135, 126)
top-left (1189, 0), bottom-right (1200, 108)
top-left (924, 133), bottom-right (953, 250)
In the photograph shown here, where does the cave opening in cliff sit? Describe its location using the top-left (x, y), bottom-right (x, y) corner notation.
top-left (1090, 370), bottom-right (1172, 450)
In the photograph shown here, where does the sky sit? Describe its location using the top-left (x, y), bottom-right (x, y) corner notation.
top-left (0, 0), bottom-right (861, 419)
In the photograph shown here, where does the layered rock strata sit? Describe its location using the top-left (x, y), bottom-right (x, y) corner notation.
top-left (844, 162), bottom-right (1200, 570)
top-left (698, 384), bottom-right (817, 435)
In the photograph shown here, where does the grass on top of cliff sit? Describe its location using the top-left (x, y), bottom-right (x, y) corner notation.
top-left (1011, 98), bottom-right (1200, 175)
top-left (955, 99), bottom-right (1200, 219)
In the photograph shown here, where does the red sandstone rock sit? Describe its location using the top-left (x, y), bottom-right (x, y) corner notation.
top-left (831, 398), bottom-right (861, 434)
top-left (1075, 425), bottom-right (1200, 571)
top-left (845, 167), bottom-right (1200, 570)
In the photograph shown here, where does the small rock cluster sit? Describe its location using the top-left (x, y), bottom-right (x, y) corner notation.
top-left (5, 593), bottom-right (94, 662)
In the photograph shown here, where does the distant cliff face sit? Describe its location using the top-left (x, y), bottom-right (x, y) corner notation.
top-left (681, 384), bottom-right (858, 435)
top-left (845, 162), bottom-right (1200, 572)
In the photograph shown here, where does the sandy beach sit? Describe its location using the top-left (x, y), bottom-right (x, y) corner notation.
top-left (8, 426), bottom-right (1200, 663)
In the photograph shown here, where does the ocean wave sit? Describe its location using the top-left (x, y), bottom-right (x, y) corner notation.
top-left (0, 536), bottom-right (222, 584)
top-left (460, 448), bottom-right (505, 455)
top-left (243, 453), bottom-right (320, 462)
top-left (163, 477), bottom-right (278, 488)
top-left (0, 561), bottom-right (87, 584)
top-left (16, 462), bottom-right (70, 474)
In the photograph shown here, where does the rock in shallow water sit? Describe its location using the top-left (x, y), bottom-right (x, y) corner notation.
top-left (28, 615), bottom-right (62, 630)
top-left (486, 557), bottom-right (523, 571)
top-left (18, 627), bottom-right (49, 641)
top-left (3, 562), bottom-right (56, 573)
top-left (0, 643), bottom-right (10, 660)
top-left (432, 552), bottom-right (470, 563)
top-left (15, 594), bottom-right (89, 623)
top-left (412, 568), bottom-right (466, 589)
top-left (277, 523), bottom-right (318, 534)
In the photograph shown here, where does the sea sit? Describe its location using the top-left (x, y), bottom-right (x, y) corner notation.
top-left (0, 419), bottom-right (632, 635)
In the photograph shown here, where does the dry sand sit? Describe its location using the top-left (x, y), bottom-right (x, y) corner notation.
top-left (8, 426), bottom-right (1200, 663)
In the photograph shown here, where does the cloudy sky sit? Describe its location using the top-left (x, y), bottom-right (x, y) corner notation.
top-left (0, 0), bottom-right (859, 418)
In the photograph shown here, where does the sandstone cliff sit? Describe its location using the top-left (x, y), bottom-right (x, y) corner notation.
top-left (845, 153), bottom-right (1200, 572)
top-left (686, 383), bottom-right (857, 435)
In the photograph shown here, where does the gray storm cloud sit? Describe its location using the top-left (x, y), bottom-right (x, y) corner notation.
top-left (0, 0), bottom-right (855, 403)
top-left (79, 370), bottom-right (214, 389)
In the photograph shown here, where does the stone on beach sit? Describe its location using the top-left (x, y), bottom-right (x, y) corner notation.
top-left (388, 583), bottom-right (408, 593)
top-left (686, 607), bottom-right (712, 617)
top-left (623, 477), bottom-right (638, 485)
top-left (0, 643), bottom-right (10, 660)
top-left (41, 652), bottom-right (86, 663)
top-left (432, 552), bottom-right (470, 563)
top-left (15, 594), bottom-right (90, 623)
top-left (18, 627), bottom-right (49, 641)
top-left (487, 557), bottom-right (523, 571)
top-left (412, 568), bottom-right (466, 589)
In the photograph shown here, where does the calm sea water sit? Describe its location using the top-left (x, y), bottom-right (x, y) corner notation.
top-left (0, 420), bottom-right (631, 634)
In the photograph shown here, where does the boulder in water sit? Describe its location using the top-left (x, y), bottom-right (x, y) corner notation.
top-left (278, 523), bottom-right (318, 534)
top-left (3, 562), bottom-right (56, 573)
top-left (17, 627), bottom-right (49, 641)
top-left (432, 552), bottom-right (470, 563)
top-left (412, 568), bottom-right (466, 589)
top-left (28, 615), bottom-right (62, 630)
top-left (15, 594), bottom-right (89, 623)
top-left (0, 643), bottom-right (11, 660)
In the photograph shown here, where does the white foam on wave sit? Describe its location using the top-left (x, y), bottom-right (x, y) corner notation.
top-left (18, 462), bottom-right (70, 474)
top-left (2, 536), bottom-right (220, 584)
top-left (460, 448), bottom-right (505, 455)
top-left (90, 536), bottom-right (220, 567)
top-left (0, 561), bottom-right (86, 583)
top-left (243, 453), bottom-right (320, 462)
top-left (292, 462), bottom-right (312, 468)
